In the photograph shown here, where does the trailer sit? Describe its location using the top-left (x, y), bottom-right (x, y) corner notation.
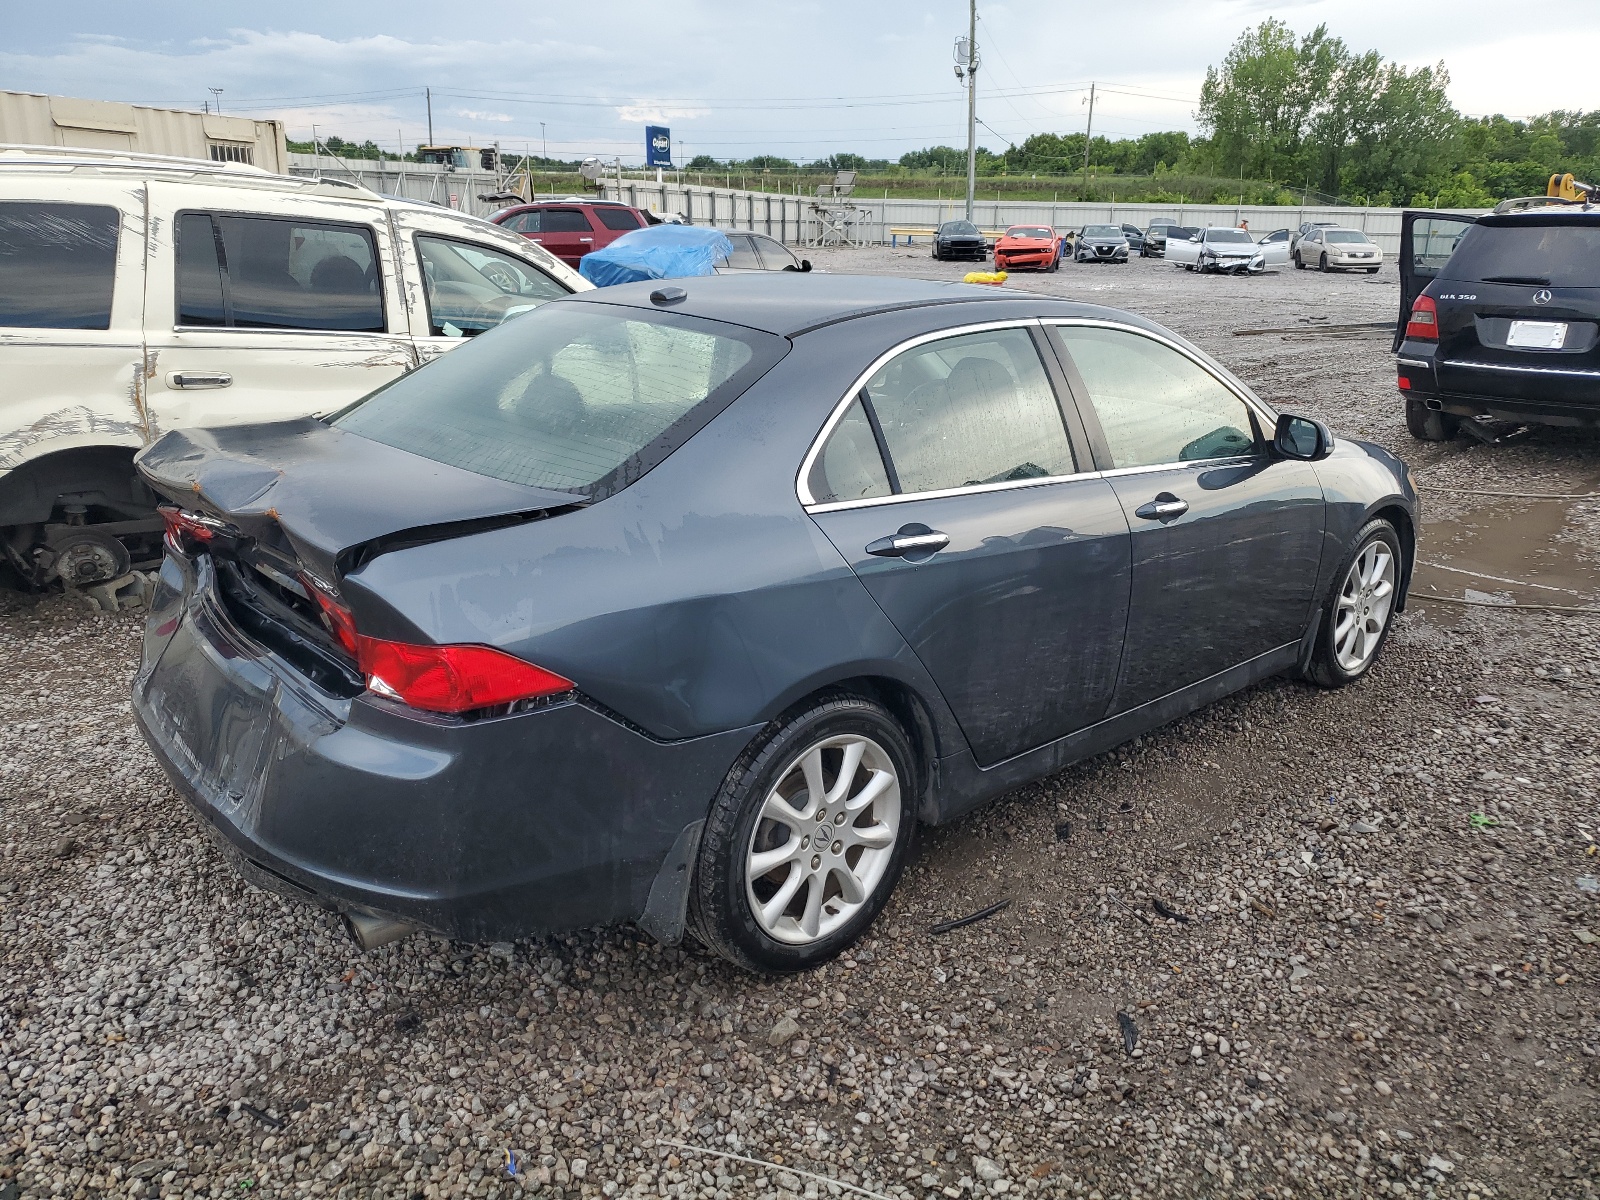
top-left (0, 89), bottom-right (287, 174)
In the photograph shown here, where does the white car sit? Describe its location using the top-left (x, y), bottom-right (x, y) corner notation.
top-left (1167, 226), bottom-right (1291, 275)
top-left (1293, 227), bottom-right (1384, 273)
top-left (0, 145), bottom-right (588, 589)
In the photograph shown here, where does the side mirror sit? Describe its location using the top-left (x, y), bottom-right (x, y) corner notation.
top-left (1189, 236), bottom-right (1201, 243)
top-left (800, 259), bottom-right (813, 272)
top-left (1275, 413), bottom-right (1334, 461)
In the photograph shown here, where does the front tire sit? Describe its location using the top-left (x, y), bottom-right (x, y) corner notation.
top-left (688, 695), bottom-right (918, 973)
top-left (1294, 252), bottom-right (1306, 270)
top-left (1306, 520), bottom-right (1402, 688)
top-left (1318, 253), bottom-right (1329, 272)
top-left (1405, 398), bottom-right (1460, 441)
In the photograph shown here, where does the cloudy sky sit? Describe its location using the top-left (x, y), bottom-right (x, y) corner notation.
top-left (6, 0), bottom-right (1598, 163)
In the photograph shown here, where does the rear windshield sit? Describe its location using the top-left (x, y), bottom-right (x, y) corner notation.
top-left (334, 302), bottom-right (786, 499)
top-left (1326, 231), bottom-right (1369, 244)
top-left (1445, 221), bottom-right (1600, 287)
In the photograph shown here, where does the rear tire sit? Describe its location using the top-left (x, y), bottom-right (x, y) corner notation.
top-left (1405, 398), bottom-right (1460, 442)
top-left (1306, 520), bottom-right (1402, 688)
top-left (688, 695), bottom-right (918, 974)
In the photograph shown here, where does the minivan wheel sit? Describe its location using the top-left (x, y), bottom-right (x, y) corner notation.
top-left (689, 696), bottom-right (917, 973)
top-left (1306, 520), bottom-right (1401, 689)
top-left (1405, 398), bottom-right (1460, 442)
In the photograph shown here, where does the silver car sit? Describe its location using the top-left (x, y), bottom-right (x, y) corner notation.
top-left (1294, 227), bottom-right (1384, 273)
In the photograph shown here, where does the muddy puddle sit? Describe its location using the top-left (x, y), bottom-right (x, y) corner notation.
top-left (1413, 495), bottom-right (1600, 609)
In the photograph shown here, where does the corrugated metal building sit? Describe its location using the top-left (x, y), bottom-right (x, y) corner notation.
top-left (0, 89), bottom-right (287, 174)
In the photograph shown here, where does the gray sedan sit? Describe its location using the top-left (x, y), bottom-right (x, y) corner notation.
top-left (132, 275), bottom-right (1417, 973)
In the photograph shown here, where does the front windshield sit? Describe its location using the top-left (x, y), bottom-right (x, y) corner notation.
top-left (1083, 225), bottom-right (1122, 238)
top-left (941, 221), bottom-right (978, 234)
top-left (1008, 227), bottom-right (1054, 239)
top-left (1326, 231), bottom-right (1370, 244)
top-left (1207, 229), bottom-right (1253, 244)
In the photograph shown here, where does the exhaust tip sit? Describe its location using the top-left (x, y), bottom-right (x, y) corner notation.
top-left (1424, 398), bottom-right (1444, 411)
top-left (343, 909), bottom-right (419, 951)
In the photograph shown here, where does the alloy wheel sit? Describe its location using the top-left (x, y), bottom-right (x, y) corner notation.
top-left (744, 734), bottom-right (901, 946)
top-left (1333, 540), bottom-right (1396, 672)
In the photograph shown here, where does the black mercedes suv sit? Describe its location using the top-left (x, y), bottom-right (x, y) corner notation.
top-left (1394, 207), bottom-right (1600, 439)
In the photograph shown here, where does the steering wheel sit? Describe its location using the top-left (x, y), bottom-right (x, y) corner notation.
top-left (479, 261), bottom-right (521, 293)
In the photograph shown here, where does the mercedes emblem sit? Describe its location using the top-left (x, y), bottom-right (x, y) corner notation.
top-left (1533, 289), bottom-right (1552, 305)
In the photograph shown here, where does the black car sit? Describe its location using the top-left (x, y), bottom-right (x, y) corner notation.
top-left (1073, 224), bottom-right (1130, 263)
top-left (133, 274), bottom-right (1416, 973)
top-left (932, 220), bottom-right (987, 261)
top-left (1120, 223), bottom-right (1147, 253)
top-left (1394, 207), bottom-right (1600, 438)
top-left (1140, 218), bottom-right (1181, 258)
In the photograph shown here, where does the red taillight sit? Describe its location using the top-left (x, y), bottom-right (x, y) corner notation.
top-left (358, 639), bottom-right (573, 714)
top-left (1405, 294), bottom-right (1438, 341)
top-left (158, 504), bottom-right (216, 555)
top-left (1397, 376), bottom-right (1412, 390)
top-left (303, 581), bottom-right (572, 714)
top-left (306, 584), bottom-right (360, 657)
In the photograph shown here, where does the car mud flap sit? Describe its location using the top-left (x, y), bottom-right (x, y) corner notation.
top-left (637, 819), bottom-right (704, 946)
top-left (1295, 608), bottom-right (1324, 678)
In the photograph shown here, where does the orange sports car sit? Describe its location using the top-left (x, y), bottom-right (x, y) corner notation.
top-left (992, 224), bottom-right (1062, 272)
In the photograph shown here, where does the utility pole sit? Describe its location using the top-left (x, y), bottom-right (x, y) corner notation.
top-left (964, 0), bottom-right (978, 221)
top-left (426, 87), bottom-right (434, 147)
top-left (1082, 82), bottom-right (1096, 195)
top-left (540, 122), bottom-right (547, 161)
top-left (209, 87), bottom-right (224, 114)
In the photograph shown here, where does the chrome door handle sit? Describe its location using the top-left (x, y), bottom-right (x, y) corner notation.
top-left (865, 531), bottom-right (950, 557)
top-left (1134, 494), bottom-right (1189, 521)
top-left (167, 372), bottom-right (232, 390)
top-left (578, 237), bottom-right (594, 243)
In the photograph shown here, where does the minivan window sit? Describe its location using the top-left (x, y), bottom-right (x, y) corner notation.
top-left (861, 327), bottom-right (1075, 495)
top-left (415, 236), bottom-right (569, 337)
top-left (1445, 220), bottom-right (1600, 288)
top-left (177, 213), bottom-right (385, 332)
top-left (335, 304), bottom-right (785, 498)
top-left (1054, 325), bottom-right (1258, 469)
top-left (0, 201), bottom-right (120, 329)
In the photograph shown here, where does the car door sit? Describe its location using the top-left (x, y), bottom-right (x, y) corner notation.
top-left (1046, 320), bottom-right (1325, 712)
top-left (142, 183), bottom-right (415, 433)
top-left (1394, 210), bottom-right (1477, 351)
top-left (0, 182), bottom-right (150, 469)
top-left (751, 234), bottom-right (801, 270)
top-left (1168, 231), bottom-right (1201, 268)
top-left (1259, 234), bottom-right (1291, 267)
top-left (390, 206), bottom-right (576, 364)
top-left (803, 322), bottom-right (1131, 766)
top-left (532, 206), bottom-right (597, 266)
top-left (716, 234), bottom-right (765, 273)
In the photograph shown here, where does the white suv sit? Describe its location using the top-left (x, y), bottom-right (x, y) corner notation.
top-left (0, 146), bottom-right (588, 588)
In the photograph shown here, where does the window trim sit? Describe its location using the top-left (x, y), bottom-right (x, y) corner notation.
top-left (1041, 317), bottom-right (1279, 473)
top-left (410, 231), bottom-right (572, 340)
top-left (796, 318), bottom-right (1095, 511)
top-left (172, 208), bottom-right (389, 335)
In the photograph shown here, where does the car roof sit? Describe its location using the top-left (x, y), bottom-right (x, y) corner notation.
top-left (564, 272), bottom-right (1165, 339)
top-left (0, 143), bottom-right (385, 204)
top-left (1478, 207), bottom-right (1600, 227)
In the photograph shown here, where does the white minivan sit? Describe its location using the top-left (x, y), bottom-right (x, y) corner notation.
top-left (0, 145), bottom-right (588, 588)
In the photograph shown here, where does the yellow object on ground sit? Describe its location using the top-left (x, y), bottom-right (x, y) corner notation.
top-left (964, 270), bottom-right (1008, 286)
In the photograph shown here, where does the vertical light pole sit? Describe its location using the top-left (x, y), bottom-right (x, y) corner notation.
top-left (954, 1), bottom-right (979, 222)
top-left (208, 87), bottom-right (224, 115)
top-left (426, 87), bottom-right (434, 147)
top-left (540, 122), bottom-right (547, 161)
top-left (1082, 83), bottom-right (1096, 196)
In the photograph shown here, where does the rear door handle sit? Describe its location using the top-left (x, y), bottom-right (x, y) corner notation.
top-left (866, 530), bottom-right (950, 557)
top-left (578, 237), bottom-right (594, 243)
top-left (167, 372), bottom-right (232, 390)
top-left (1134, 494), bottom-right (1189, 521)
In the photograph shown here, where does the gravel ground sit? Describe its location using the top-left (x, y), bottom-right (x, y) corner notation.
top-left (3, 249), bottom-right (1598, 1200)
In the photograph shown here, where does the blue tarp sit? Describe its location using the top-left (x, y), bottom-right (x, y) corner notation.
top-left (578, 224), bottom-right (734, 287)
